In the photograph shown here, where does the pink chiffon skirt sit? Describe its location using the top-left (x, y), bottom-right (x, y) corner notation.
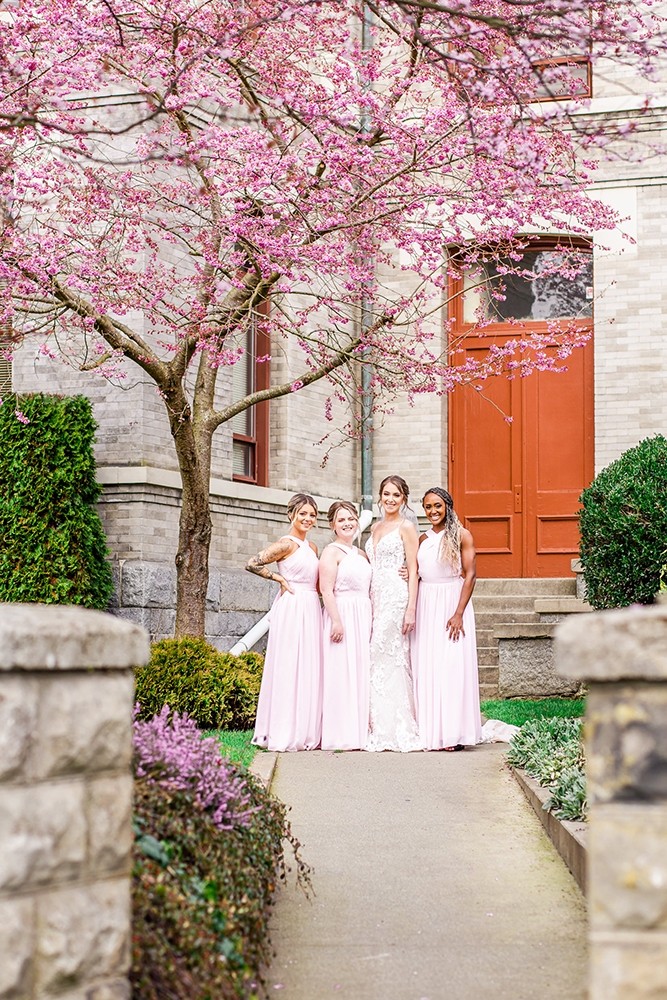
top-left (412, 579), bottom-right (481, 750)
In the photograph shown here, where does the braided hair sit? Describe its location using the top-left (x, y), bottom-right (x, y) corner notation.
top-left (422, 487), bottom-right (462, 571)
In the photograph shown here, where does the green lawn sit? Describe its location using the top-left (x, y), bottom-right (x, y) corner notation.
top-left (481, 697), bottom-right (585, 728)
top-left (210, 729), bottom-right (257, 768)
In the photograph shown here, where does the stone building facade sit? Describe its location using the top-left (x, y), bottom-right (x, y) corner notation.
top-left (8, 42), bottom-right (667, 645)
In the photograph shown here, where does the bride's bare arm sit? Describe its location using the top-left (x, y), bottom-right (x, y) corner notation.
top-left (246, 537), bottom-right (297, 595)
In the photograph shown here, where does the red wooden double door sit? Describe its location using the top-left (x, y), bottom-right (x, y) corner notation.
top-left (449, 331), bottom-right (594, 578)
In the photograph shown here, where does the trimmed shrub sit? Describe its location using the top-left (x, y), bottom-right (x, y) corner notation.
top-left (0, 393), bottom-right (113, 609)
top-left (135, 638), bottom-right (263, 729)
top-left (579, 434), bottom-right (667, 609)
top-left (132, 708), bottom-right (308, 999)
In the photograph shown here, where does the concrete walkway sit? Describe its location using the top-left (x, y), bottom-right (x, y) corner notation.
top-left (264, 744), bottom-right (586, 1000)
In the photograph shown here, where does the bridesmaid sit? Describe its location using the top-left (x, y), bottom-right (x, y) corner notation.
top-left (411, 487), bottom-right (481, 751)
top-left (319, 501), bottom-right (372, 751)
top-left (245, 493), bottom-right (323, 751)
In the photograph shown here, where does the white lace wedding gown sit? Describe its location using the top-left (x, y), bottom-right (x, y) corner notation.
top-left (365, 526), bottom-right (421, 752)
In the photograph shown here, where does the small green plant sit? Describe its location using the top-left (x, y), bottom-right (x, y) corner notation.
top-left (507, 716), bottom-right (586, 822)
top-left (135, 638), bottom-right (263, 730)
top-left (0, 393), bottom-right (113, 608)
top-left (212, 730), bottom-right (257, 769)
top-left (579, 434), bottom-right (667, 609)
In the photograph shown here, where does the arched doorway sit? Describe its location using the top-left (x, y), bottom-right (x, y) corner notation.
top-left (448, 242), bottom-right (594, 578)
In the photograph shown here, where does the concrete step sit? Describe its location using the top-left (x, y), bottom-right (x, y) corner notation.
top-left (479, 683), bottom-right (499, 701)
top-left (475, 610), bottom-right (540, 627)
top-left (475, 577), bottom-right (576, 596)
top-left (473, 595), bottom-right (537, 613)
top-left (471, 579), bottom-right (578, 699)
top-left (478, 665), bottom-right (499, 686)
top-left (534, 597), bottom-right (592, 615)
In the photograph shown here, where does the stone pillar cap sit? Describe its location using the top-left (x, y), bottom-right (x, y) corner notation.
top-left (556, 602), bottom-right (667, 682)
top-left (0, 603), bottom-right (150, 670)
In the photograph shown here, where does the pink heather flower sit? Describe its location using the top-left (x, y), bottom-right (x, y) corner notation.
top-left (133, 705), bottom-right (255, 830)
top-left (14, 410), bottom-right (30, 424)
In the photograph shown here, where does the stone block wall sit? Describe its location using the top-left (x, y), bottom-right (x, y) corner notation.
top-left (556, 601), bottom-right (667, 1000)
top-left (98, 469), bottom-right (342, 646)
top-left (111, 561), bottom-right (277, 650)
top-left (0, 603), bottom-right (149, 1000)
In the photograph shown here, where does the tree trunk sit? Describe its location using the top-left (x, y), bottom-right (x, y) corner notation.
top-left (171, 411), bottom-right (213, 638)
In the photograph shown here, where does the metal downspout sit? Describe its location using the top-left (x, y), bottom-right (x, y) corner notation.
top-left (360, 3), bottom-right (373, 513)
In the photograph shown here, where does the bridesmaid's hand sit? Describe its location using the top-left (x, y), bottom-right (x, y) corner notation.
top-left (402, 609), bottom-right (416, 635)
top-left (446, 612), bottom-right (465, 641)
top-left (278, 577), bottom-right (294, 597)
top-left (330, 621), bottom-right (344, 643)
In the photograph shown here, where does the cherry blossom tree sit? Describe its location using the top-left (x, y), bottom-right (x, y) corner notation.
top-left (0, 0), bottom-right (660, 634)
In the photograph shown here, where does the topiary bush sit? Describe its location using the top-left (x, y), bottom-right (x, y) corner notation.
top-left (0, 392), bottom-right (113, 609)
top-left (132, 707), bottom-right (308, 1000)
top-left (578, 434), bottom-right (667, 609)
top-left (135, 638), bottom-right (263, 730)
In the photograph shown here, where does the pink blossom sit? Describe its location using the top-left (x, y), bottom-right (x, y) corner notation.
top-left (133, 705), bottom-right (255, 830)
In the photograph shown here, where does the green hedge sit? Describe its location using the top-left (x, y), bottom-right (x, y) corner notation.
top-left (132, 757), bottom-right (307, 998)
top-left (0, 393), bottom-right (113, 609)
top-left (579, 434), bottom-right (667, 609)
top-left (135, 638), bottom-right (263, 730)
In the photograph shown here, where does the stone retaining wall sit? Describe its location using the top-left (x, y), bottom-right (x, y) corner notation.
top-left (109, 562), bottom-right (277, 650)
top-left (556, 601), bottom-right (667, 1000)
top-left (0, 603), bottom-right (149, 1000)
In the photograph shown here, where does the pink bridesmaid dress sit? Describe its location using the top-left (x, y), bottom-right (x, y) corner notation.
top-left (321, 544), bottom-right (372, 750)
top-left (252, 536), bottom-right (323, 752)
top-left (412, 528), bottom-right (482, 749)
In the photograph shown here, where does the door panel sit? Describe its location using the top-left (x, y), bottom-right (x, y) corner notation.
top-left (523, 343), bottom-right (594, 576)
top-left (450, 339), bottom-right (522, 577)
top-left (449, 336), bottom-right (594, 578)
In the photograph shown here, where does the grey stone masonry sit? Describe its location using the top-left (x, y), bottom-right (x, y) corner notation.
top-left (0, 603), bottom-right (149, 1000)
top-left (555, 601), bottom-right (667, 1000)
top-left (111, 562), bottom-right (277, 650)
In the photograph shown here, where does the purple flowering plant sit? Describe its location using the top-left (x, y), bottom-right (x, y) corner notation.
top-left (133, 704), bottom-right (255, 830)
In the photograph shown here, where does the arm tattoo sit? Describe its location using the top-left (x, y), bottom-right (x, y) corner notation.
top-left (246, 553), bottom-right (276, 581)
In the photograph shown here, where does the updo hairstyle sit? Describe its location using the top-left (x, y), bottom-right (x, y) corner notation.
top-left (327, 500), bottom-right (359, 527)
top-left (286, 493), bottom-right (318, 522)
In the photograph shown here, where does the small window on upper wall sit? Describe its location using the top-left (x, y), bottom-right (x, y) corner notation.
top-left (462, 248), bottom-right (593, 325)
top-left (529, 57), bottom-right (591, 102)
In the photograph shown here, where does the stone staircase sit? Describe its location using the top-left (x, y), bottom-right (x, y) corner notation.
top-left (474, 578), bottom-right (578, 700)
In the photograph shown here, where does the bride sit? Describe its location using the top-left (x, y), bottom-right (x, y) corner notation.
top-left (365, 475), bottom-right (421, 752)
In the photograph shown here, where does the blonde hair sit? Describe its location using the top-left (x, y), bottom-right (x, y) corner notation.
top-left (327, 500), bottom-right (358, 527)
top-left (287, 493), bottom-right (318, 522)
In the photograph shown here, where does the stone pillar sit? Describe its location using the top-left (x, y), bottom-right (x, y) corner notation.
top-left (556, 602), bottom-right (667, 1000)
top-left (0, 603), bottom-right (149, 1000)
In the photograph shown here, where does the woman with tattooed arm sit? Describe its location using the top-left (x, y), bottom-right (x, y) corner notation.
top-left (245, 493), bottom-right (323, 751)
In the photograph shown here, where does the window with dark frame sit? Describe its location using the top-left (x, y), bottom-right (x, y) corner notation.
top-left (453, 238), bottom-right (594, 329)
top-left (231, 308), bottom-right (270, 486)
top-left (529, 56), bottom-right (592, 102)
